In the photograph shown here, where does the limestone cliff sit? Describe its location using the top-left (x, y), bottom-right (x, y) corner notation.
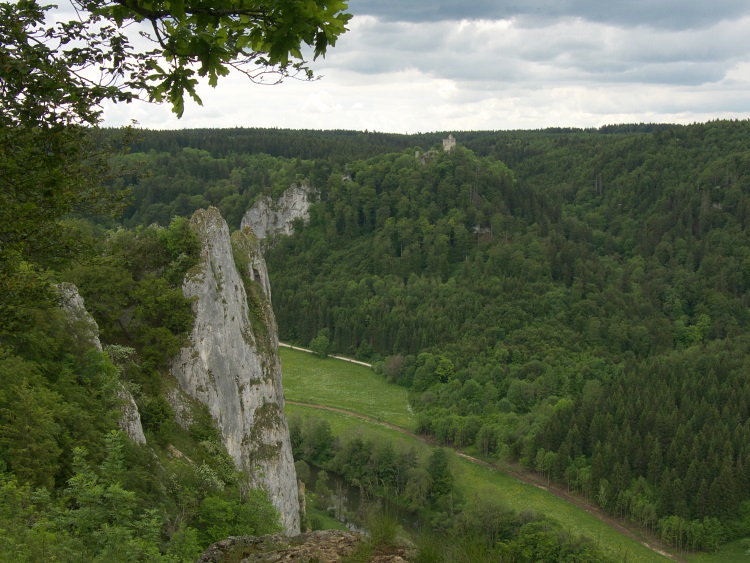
top-left (171, 207), bottom-right (300, 535)
top-left (116, 390), bottom-right (147, 445)
top-left (58, 283), bottom-right (147, 445)
top-left (240, 183), bottom-right (316, 246)
top-left (59, 282), bottom-right (103, 352)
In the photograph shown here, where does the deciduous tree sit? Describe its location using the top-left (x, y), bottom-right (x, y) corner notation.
top-left (2, 0), bottom-right (352, 127)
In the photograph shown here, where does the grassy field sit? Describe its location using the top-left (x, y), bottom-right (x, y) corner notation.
top-left (452, 458), bottom-right (669, 563)
top-left (280, 347), bottom-right (413, 428)
top-left (686, 540), bottom-right (749, 562)
top-left (280, 348), bottom-right (750, 562)
top-left (284, 403), bottom-right (670, 563)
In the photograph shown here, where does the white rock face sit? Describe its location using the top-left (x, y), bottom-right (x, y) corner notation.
top-left (59, 282), bottom-right (103, 352)
top-left (118, 390), bottom-right (147, 445)
top-left (241, 183), bottom-right (316, 245)
top-left (172, 207), bottom-right (300, 535)
top-left (58, 283), bottom-right (147, 445)
top-left (166, 388), bottom-right (194, 430)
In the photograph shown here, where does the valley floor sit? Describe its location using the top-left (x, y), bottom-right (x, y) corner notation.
top-left (288, 399), bottom-right (679, 563)
top-left (280, 347), bottom-right (678, 562)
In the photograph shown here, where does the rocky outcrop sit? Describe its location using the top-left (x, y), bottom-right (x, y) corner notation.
top-left (240, 184), bottom-right (316, 246)
top-left (198, 531), bottom-right (363, 563)
top-left (118, 389), bottom-right (147, 445)
top-left (59, 282), bottom-right (103, 352)
top-left (166, 388), bottom-right (195, 430)
top-left (198, 530), bottom-right (414, 562)
top-left (58, 283), bottom-right (147, 445)
top-left (171, 207), bottom-right (300, 535)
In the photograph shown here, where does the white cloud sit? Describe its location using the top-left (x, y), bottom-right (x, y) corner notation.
top-left (101, 8), bottom-right (750, 132)
top-left (303, 91), bottom-right (343, 114)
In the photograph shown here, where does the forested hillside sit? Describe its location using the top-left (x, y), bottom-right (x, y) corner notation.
top-left (107, 120), bottom-right (750, 552)
top-left (268, 122), bottom-right (750, 552)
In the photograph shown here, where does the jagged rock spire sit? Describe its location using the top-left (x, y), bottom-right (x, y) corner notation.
top-left (172, 207), bottom-right (300, 535)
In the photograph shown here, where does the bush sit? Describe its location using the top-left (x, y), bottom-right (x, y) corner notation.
top-left (310, 329), bottom-right (331, 358)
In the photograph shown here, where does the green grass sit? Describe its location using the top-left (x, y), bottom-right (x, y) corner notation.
top-left (305, 498), bottom-right (349, 532)
top-left (285, 403), bottom-right (429, 455)
top-left (284, 404), bottom-right (668, 563)
top-left (686, 539), bottom-right (750, 562)
top-left (280, 347), bottom-right (413, 428)
top-left (452, 459), bottom-right (667, 563)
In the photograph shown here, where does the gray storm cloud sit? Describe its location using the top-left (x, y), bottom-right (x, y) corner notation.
top-left (348, 0), bottom-right (750, 29)
top-left (328, 15), bottom-right (750, 88)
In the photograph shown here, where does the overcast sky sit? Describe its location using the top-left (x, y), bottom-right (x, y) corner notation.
top-left (102, 1), bottom-right (750, 132)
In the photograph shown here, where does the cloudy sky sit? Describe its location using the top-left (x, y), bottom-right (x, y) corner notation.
top-left (102, 1), bottom-right (750, 132)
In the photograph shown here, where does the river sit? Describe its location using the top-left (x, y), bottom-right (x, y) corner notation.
top-left (305, 465), bottom-right (422, 533)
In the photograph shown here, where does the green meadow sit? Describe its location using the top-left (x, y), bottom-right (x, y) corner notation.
top-left (282, 348), bottom-right (747, 561)
top-left (451, 457), bottom-right (668, 563)
top-left (280, 347), bottom-right (413, 428)
top-left (686, 540), bottom-right (749, 562)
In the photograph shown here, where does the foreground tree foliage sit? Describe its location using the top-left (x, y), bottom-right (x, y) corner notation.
top-left (2, 0), bottom-right (351, 126)
top-left (0, 431), bottom-right (281, 562)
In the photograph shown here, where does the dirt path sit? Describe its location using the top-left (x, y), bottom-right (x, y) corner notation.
top-left (287, 400), bottom-right (682, 562)
top-left (279, 342), bottom-right (373, 368)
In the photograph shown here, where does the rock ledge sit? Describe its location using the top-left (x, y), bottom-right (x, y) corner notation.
top-left (198, 530), bottom-right (413, 562)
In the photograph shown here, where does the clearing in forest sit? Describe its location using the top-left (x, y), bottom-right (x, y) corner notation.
top-left (280, 347), bottom-right (413, 428)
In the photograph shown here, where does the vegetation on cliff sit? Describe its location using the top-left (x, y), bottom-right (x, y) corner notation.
top-left (0, 217), bottom-right (283, 561)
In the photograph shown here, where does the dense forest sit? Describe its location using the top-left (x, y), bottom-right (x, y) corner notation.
top-left (107, 120), bottom-right (750, 552)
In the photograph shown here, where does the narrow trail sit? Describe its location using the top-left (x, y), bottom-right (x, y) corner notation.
top-left (286, 399), bottom-right (682, 562)
top-left (279, 342), bottom-right (373, 368)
